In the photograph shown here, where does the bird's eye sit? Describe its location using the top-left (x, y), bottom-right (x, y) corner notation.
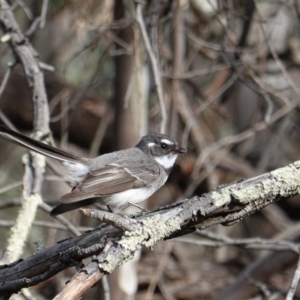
top-left (161, 143), bottom-right (167, 149)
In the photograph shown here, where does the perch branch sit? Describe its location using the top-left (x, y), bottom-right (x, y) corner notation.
top-left (1, 160), bottom-right (300, 297)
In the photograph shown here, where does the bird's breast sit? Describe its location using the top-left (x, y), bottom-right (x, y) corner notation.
top-left (104, 186), bottom-right (156, 208)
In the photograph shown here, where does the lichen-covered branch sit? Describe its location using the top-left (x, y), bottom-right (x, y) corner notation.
top-left (1, 160), bottom-right (300, 297)
top-left (0, 0), bottom-right (50, 264)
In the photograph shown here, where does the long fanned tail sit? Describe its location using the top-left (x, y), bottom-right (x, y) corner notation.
top-left (50, 198), bottom-right (98, 215)
top-left (0, 125), bottom-right (81, 163)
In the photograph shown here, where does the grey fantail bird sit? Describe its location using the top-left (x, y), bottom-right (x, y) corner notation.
top-left (0, 125), bottom-right (186, 215)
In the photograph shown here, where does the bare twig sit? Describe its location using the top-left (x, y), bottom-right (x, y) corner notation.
top-left (0, 110), bottom-right (17, 130)
top-left (53, 261), bottom-right (105, 300)
top-left (1, 158), bottom-right (300, 295)
top-left (286, 250), bottom-right (300, 300)
top-left (80, 208), bottom-right (139, 232)
top-left (0, 181), bottom-right (22, 195)
top-left (188, 97), bottom-right (298, 196)
top-left (16, 0), bottom-right (33, 20)
top-left (39, 0), bottom-right (48, 28)
top-left (102, 276), bottom-right (110, 300)
top-left (0, 219), bottom-right (91, 232)
top-left (144, 243), bottom-right (173, 300)
top-left (39, 202), bottom-right (81, 236)
top-left (0, 64), bottom-right (14, 99)
top-left (177, 236), bottom-right (298, 252)
top-left (194, 231), bottom-right (299, 253)
top-left (136, 2), bottom-right (167, 133)
top-left (89, 110), bottom-right (113, 157)
top-left (38, 61), bottom-right (55, 72)
top-left (253, 2), bottom-right (300, 101)
top-left (25, 17), bottom-right (41, 36)
top-left (163, 64), bottom-right (233, 79)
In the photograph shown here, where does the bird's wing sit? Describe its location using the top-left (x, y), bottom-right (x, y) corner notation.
top-left (61, 161), bottom-right (160, 203)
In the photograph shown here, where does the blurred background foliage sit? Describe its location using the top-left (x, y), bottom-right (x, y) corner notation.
top-left (1, 0), bottom-right (300, 299)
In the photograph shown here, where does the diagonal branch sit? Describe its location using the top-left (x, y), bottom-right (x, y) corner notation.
top-left (1, 160), bottom-right (300, 297)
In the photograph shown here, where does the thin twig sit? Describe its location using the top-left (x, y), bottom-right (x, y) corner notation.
top-left (0, 181), bottom-right (22, 195)
top-left (39, 202), bottom-right (81, 236)
top-left (163, 64), bottom-right (233, 79)
top-left (254, 2), bottom-right (300, 102)
top-left (144, 243), bottom-right (173, 300)
top-left (39, 0), bottom-right (48, 28)
top-left (0, 219), bottom-right (92, 232)
top-left (195, 73), bottom-right (238, 115)
top-left (190, 98), bottom-right (298, 187)
top-left (0, 110), bottom-right (17, 130)
top-left (136, 2), bottom-right (167, 133)
top-left (25, 17), bottom-right (41, 36)
top-left (176, 234), bottom-right (299, 253)
top-left (16, 0), bottom-right (33, 20)
top-left (102, 276), bottom-right (110, 300)
top-left (0, 64), bottom-right (13, 99)
top-left (53, 261), bottom-right (105, 300)
top-left (89, 111), bottom-right (113, 157)
top-left (39, 61), bottom-right (55, 72)
top-left (286, 249), bottom-right (300, 300)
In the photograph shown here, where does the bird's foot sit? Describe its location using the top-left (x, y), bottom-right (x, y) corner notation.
top-left (128, 202), bottom-right (149, 212)
top-left (80, 208), bottom-right (139, 231)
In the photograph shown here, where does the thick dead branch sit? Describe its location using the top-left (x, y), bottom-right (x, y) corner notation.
top-left (0, 0), bottom-right (50, 264)
top-left (1, 160), bottom-right (300, 297)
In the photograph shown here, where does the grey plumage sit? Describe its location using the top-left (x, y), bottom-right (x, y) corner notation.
top-left (0, 126), bottom-right (186, 215)
top-left (61, 148), bottom-right (162, 204)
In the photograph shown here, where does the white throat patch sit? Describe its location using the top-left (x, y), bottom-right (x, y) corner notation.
top-left (154, 154), bottom-right (178, 169)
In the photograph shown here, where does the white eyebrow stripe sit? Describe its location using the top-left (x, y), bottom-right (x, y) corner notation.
top-left (161, 139), bottom-right (174, 145)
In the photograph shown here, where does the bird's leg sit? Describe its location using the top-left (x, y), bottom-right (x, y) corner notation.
top-left (106, 205), bottom-right (113, 213)
top-left (80, 208), bottom-right (139, 231)
top-left (128, 202), bottom-right (149, 212)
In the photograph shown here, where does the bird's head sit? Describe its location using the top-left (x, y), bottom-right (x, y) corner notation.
top-left (136, 133), bottom-right (187, 171)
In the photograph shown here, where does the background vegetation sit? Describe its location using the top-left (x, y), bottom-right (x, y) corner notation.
top-left (1, 0), bottom-right (300, 299)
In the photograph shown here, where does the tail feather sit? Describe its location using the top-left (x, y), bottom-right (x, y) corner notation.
top-left (50, 198), bottom-right (99, 216)
top-left (0, 125), bottom-right (81, 163)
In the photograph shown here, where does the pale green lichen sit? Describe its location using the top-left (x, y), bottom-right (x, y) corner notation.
top-left (100, 215), bottom-right (182, 273)
top-left (271, 162), bottom-right (300, 196)
top-left (3, 194), bottom-right (42, 264)
top-left (101, 252), bottom-right (134, 273)
top-left (293, 161), bottom-right (300, 169)
top-left (231, 161), bottom-right (300, 204)
top-left (231, 183), bottom-right (265, 204)
top-left (22, 152), bottom-right (46, 171)
top-left (210, 190), bottom-right (231, 207)
top-left (118, 214), bottom-right (181, 249)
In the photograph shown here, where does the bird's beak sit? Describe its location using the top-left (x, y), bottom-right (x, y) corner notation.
top-left (174, 146), bottom-right (187, 154)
